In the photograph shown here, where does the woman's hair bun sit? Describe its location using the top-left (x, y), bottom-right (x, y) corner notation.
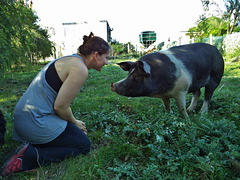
top-left (83, 32), bottom-right (94, 44)
top-left (78, 32), bottom-right (110, 56)
top-left (88, 32), bottom-right (94, 39)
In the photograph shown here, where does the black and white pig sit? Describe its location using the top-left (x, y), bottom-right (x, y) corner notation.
top-left (111, 43), bottom-right (224, 118)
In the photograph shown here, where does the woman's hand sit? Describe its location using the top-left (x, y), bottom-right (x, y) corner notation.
top-left (74, 120), bottom-right (87, 135)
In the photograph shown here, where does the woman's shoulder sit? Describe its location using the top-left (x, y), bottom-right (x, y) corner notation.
top-left (55, 56), bottom-right (88, 82)
top-left (58, 55), bottom-right (86, 69)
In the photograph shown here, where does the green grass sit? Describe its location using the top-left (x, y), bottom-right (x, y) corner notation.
top-left (0, 59), bottom-right (240, 179)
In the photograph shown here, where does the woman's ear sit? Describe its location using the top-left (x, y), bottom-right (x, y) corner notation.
top-left (92, 51), bottom-right (99, 62)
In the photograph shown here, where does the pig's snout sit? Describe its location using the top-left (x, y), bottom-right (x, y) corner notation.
top-left (111, 82), bottom-right (116, 92)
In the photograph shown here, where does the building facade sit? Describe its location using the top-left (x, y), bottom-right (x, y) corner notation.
top-left (62, 20), bottom-right (112, 55)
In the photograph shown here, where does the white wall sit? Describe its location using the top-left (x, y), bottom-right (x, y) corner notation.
top-left (62, 20), bottom-right (109, 55)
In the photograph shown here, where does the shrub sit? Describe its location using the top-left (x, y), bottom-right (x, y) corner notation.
top-left (203, 36), bottom-right (224, 54)
top-left (223, 32), bottom-right (240, 59)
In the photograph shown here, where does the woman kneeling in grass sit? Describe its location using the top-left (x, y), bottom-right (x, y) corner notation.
top-left (1, 32), bottom-right (110, 176)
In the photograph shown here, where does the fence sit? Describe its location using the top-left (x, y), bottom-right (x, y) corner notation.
top-left (202, 32), bottom-right (240, 58)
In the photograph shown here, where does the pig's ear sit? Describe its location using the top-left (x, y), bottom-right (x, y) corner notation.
top-left (138, 61), bottom-right (151, 75)
top-left (117, 61), bottom-right (135, 71)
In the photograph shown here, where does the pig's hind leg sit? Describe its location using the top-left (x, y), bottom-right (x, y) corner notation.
top-left (200, 76), bottom-right (221, 113)
top-left (175, 91), bottom-right (189, 118)
top-left (162, 97), bottom-right (171, 112)
top-left (187, 90), bottom-right (201, 112)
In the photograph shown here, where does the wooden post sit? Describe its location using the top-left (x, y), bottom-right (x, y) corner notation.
top-left (210, 34), bottom-right (213, 45)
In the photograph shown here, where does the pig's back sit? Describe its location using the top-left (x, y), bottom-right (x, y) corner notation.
top-left (163, 43), bottom-right (224, 93)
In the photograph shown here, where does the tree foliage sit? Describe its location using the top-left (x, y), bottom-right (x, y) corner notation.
top-left (0, 0), bottom-right (53, 77)
top-left (223, 0), bottom-right (240, 34)
top-left (187, 16), bottom-right (228, 42)
top-left (201, 0), bottom-right (240, 34)
top-left (111, 40), bottom-right (136, 56)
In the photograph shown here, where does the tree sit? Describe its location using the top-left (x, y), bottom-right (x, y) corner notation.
top-left (201, 0), bottom-right (240, 34)
top-left (223, 0), bottom-right (240, 34)
top-left (0, 0), bottom-right (53, 76)
top-left (157, 42), bottom-right (165, 51)
top-left (187, 16), bottom-right (228, 42)
top-left (111, 40), bottom-right (136, 56)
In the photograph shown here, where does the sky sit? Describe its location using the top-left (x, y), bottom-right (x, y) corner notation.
top-left (32, 0), bottom-right (224, 45)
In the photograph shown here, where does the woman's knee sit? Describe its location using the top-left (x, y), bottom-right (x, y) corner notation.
top-left (78, 136), bottom-right (91, 154)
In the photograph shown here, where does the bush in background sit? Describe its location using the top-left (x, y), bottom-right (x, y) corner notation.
top-left (202, 36), bottom-right (224, 54)
top-left (223, 32), bottom-right (240, 60)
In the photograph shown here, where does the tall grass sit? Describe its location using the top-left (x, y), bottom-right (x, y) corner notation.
top-left (0, 59), bottom-right (240, 179)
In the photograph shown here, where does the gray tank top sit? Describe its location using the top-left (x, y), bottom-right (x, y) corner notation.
top-left (13, 54), bottom-right (84, 144)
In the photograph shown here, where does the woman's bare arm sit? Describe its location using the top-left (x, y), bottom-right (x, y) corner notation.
top-left (54, 58), bottom-right (88, 129)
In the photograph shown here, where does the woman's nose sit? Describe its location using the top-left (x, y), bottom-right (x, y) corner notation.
top-left (105, 60), bottom-right (109, 65)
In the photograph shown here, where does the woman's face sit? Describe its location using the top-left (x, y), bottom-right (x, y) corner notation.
top-left (94, 50), bottom-right (110, 71)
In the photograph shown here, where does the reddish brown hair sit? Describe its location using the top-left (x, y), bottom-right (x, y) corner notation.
top-left (77, 32), bottom-right (110, 56)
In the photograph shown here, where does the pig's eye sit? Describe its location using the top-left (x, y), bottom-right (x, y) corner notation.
top-left (133, 72), bottom-right (144, 80)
